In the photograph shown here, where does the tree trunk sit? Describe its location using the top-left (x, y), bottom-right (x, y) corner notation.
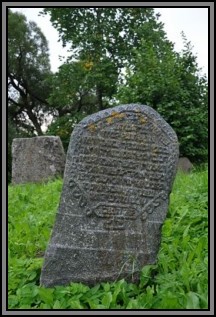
top-left (27, 109), bottom-right (43, 135)
top-left (96, 85), bottom-right (103, 110)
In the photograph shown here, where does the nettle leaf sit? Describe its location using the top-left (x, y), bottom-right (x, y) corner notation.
top-left (16, 284), bottom-right (37, 298)
top-left (38, 303), bottom-right (52, 309)
top-left (86, 299), bottom-right (100, 309)
top-left (8, 295), bottom-right (19, 308)
top-left (160, 296), bottom-right (181, 309)
top-left (102, 292), bottom-right (113, 308)
top-left (87, 284), bottom-right (101, 296)
top-left (68, 299), bottom-right (84, 309)
top-left (183, 224), bottom-right (191, 238)
top-left (69, 282), bottom-right (90, 295)
top-left (186, 291), bottom-right (200, 309)
top-left (140, 265), bottom-right (157, 288)
top-left (27, 271), bottom-right (37, 281)
top-left (53, 299), bottom-right (61, 309)
top-left (111, 279), bottom-right (126, 303)
top-left (102, 282), bottom-right (110, 292)
top-left (27, 258), bottom-right (43, 271)
top-left (126, 299), bottom-right (139, 309)
top-left (54, 286), bottom-right (71, 299)
top-left (93, 304), bottom-right (107, 309)
top-left (38, 287), bottom-right (54, 305)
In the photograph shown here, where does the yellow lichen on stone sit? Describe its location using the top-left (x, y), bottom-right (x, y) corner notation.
top-left (106, 117), bottom-right (113, 124)
top-left (111, 111), bottom-right (125, 119)
top-left (88, 123), bottom-right (97, 132)
top-left (106, 112), bottom-right (125, 124)
top-left (138, 115), bottom-right (147, 124)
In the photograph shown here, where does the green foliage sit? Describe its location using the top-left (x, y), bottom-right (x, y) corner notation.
top-left (46, 113), bottom-right (86, 151)
top-left (45, 61), bottom-right (105, 116)
top-left (40, 8), bottom-right (208, 164)
top-left (153, 170), bottom-right (208, 309)
top-left (44, 59), bottom-right (117, 151)
top-left (41, 8), bottom-right (159, 62)
top-left (8, 180), bottom-right (63, 258)
top-left (8, 169), bottom-right (208, 309)
top-left (47, 62), bottom-right (91, 109)
top-left (41, 8), bottom-right (164, 110)
top-left (116, 32), bottom-right (208, 163)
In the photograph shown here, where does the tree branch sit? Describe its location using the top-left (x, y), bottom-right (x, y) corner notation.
top-left (8, 98), bottom-right (25, 116)
top-left (8, 97), bottom-right (22, 107)
top-left (8, 74), bottom-right (26, 97)
top-left (9, 72), bottom-right (50, 107)
top-left (26, 86), bottom-right (50, 106)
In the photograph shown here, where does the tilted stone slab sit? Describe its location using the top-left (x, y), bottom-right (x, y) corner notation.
top-left (12, 136), bottom-right (66, 184)
top-left (40, 104), bottom-right (179, 287)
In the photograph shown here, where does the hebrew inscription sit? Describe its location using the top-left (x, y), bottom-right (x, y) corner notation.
top-left (40, 104), bottom-right (179, 287)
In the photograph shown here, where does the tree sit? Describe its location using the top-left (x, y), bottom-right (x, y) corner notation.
top-left (8, 9), bottom-right (52, 135)
top-left (41, 8), bottom-right (167, 110)
top-left (117, 32), bottom-right (208, 163)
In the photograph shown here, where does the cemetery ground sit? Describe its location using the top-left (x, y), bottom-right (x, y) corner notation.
top-left (8, 167), bottom-right (208, 309)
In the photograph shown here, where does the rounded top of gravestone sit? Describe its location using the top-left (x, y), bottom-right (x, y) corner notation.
top-left (75, 104), bottom-right (178, 143)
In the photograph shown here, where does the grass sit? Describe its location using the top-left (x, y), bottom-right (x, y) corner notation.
top-left (8, 169), bottom-right (208, 309)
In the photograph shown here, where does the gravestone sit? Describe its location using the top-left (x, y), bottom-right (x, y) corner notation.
top-left (40, 104), bottom-right (179, 287)
top-left (12, 136), bottom-right (66, 184)
top-left (178, 157), bottom-right (193, 173)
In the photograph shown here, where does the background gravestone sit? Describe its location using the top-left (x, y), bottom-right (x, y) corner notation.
top-left (12, 136), bottom-right (66, 184)
top-left (178, 157), bottom-right (193, 173)
top-left (40, 104), bottom-right (179, 287)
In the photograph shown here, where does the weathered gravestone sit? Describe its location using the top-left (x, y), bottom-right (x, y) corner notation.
top-left (40, 104), bottom-right (179, 287)
top-left (178, 157), bottom-right (193, 173)
top-left (12, 136), bottom-right (66, 184)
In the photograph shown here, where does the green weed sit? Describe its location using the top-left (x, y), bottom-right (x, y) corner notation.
top-left (8, 170), bottom-right (208, 309)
